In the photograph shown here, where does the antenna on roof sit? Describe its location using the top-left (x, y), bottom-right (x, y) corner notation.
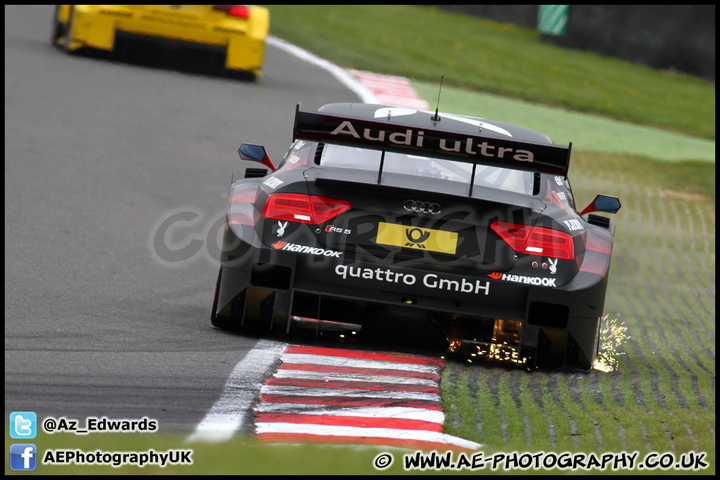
top-left (431, 76), bottom-right (444, 124)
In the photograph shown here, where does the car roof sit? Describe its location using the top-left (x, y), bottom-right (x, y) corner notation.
top-left (317, 103), bottom-right (555, 146)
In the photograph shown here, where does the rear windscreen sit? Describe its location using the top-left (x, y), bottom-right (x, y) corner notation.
top-left (318, 143), bottom-right (533, 195)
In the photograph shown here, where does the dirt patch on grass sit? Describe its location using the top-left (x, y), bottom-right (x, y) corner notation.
top-left (660, 189), bottom-right (713, 203)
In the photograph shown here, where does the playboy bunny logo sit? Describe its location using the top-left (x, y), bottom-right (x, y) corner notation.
top-left (548, 258), bottom-right (558, 275)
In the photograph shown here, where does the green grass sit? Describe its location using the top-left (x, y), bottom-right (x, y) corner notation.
top-left (10, 429), bottom-right (713, 475)
top-left (4, 431), bottom-right (407, 475)
top-left (573, 153), bottom-right (715, 202)
top-left (517, 375), bottom-right (550, 447)
top-left (266, 5), bottom-right (715, 140)
top-left (412, 81), bottom-right (715, 163)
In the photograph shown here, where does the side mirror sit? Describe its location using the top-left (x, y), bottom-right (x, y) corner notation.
top-left (238, 143), bottom-right (275, 172)
top-left (580, 194), bottom-right (621, 216)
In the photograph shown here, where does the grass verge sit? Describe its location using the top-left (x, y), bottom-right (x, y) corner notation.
top-left (4, 431), bottom-right (405, 475)
top-left (265, 5), bottom-right (715, 140)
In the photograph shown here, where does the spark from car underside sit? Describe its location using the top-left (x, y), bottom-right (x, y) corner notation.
top-left (592, 314), bottom-right (629, 372)
top-left (472, 342), bottom-right (528, 366)
top-left (446, 318), bottom-right (530, 367)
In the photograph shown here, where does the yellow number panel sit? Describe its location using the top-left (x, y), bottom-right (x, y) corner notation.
top-left (376, 222), bottom-right (458, 255)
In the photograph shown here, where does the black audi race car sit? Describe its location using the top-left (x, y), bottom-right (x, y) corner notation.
top-left (211, 103), bottom-right (620, 371)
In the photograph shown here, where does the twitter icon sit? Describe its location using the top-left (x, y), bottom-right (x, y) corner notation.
top-left (10, 412), bottom-right (37, 439)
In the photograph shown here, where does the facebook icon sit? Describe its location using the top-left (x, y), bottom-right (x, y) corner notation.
top-left (10, 444), bottom-right (37, 471)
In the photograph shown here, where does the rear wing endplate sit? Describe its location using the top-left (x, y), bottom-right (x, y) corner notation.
top-left (293, 105), bottom-right (570, 176)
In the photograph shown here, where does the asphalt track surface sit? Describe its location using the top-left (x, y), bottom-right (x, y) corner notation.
top-left (4, 5), bottom-right (360, 433)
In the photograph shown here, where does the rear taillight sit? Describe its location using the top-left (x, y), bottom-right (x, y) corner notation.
top-left (263, 193), bottom-right (351, 224)
top-left (264, 194), bottom-right (312, 223)
top-left (213, 5), bottom-right (250, 19)
top-left (491, 222), bottom-right (575, 260)
top-left (310, 196), bottom-right (353, 224)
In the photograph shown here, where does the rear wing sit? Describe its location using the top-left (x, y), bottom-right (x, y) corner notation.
top-left (293, 106), bottom-right (571, 176)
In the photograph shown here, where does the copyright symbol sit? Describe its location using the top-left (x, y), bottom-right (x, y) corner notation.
top-left (373, 453), bottom-right (393, 470)
top-left (43, 418), bottom-right (56, 433)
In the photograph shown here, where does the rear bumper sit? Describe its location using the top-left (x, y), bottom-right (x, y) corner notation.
top-left (216, 226), bottom-right (609, 370)
top-left (66, 5), bottom-right (266, 73)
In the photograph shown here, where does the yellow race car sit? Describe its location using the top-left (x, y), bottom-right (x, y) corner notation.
top-left (51, 5), bottom-right (269, 80)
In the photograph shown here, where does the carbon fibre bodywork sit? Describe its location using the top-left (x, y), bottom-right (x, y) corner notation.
top-left (212, 103), bottom-right (620, 371)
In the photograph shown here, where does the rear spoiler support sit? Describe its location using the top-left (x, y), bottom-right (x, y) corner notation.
top-left (377, 151), bottom-right (386, 185)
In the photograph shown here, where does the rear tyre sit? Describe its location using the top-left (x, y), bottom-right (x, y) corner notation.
top-left (62, 6), bottom-right (76, 54)
top-left (210, 267), bottom-right (223, 327)
top-left (210, 267), bottom-right (235, 330)
top-left (50, 6), bottom-right (63, 48)
top-left (226, 68), bottom-right (257, 82)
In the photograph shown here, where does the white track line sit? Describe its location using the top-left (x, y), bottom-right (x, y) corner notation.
top-left (266, 36), bottom-right (378, 104)
top-left (260, 385), bottom-right (441, 401)
top-left (255, 403), bottom-right (445, 424)
top-left (348, 69), bottom-right (430, 109)
top-left (280, 353), bottom-right (441, 374)
top-left (255, 422), bottom-right (481, 450)
top-left (186, 339), bottom-right (287, 443)
top-left (273, 368), bottom-right (440, 386)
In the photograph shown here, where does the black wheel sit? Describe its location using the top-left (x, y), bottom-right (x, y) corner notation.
top-left (211, 267), bottom-right (253, 332)
top-left (225, 68), bottom-right (257, 82)
top-left (50, 6), bottom-right (63, 48)
top-left (210, 267), bottom-right (231, 329)
top-left (62, 6), bottom-right (76, 54)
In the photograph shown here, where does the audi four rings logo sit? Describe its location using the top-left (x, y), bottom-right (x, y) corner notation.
top-left (404, 200), bottom-right (441, 214)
